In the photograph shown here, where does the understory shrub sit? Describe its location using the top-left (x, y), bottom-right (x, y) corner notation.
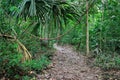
top-left (94, 52), bottom-right (120, 70)
top-left (0, 39), bottom-right (51, 80)
top-left (22, 54), bottom-right (50, 73)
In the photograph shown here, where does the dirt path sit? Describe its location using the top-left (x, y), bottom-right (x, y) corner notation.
top-left (37, 44), bottom-right (101, 80)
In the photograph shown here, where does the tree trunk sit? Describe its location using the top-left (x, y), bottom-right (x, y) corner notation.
top-left (86, 0), bottom-right (89, 56)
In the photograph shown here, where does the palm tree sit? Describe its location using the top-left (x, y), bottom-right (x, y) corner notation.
top-left (16, 0), bottom-right (80, 37)
top-left (14, 0), bottom-right (80, 61)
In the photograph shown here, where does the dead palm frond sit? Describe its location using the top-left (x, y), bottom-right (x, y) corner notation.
top-left (17, 39), bottom-right (32, 62)
top-left (0, 34), bottom-right (32, 62)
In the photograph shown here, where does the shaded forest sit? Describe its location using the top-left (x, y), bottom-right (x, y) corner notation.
top-left (0, 0), bottom-right (120, 80)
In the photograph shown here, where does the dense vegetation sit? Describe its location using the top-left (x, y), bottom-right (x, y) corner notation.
top-left (0, 0), bottom-right (120, 79)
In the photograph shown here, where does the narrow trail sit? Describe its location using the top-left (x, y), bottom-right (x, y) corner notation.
top-left (37, 44), bottom-right (101, 80)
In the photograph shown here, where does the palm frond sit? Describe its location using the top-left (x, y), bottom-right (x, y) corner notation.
top-left (16, 0), bottom-right (80, 38)
top-left (29, 0), bottom-right (36, 16)
top-left (17, 0), bottom-right (51, 18)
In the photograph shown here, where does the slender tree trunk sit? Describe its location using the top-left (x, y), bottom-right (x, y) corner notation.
top-left (86, 0), bottom-right (89, 56)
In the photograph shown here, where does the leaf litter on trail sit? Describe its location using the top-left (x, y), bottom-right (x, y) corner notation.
top-left (37, 44), bottom-right (102, 80)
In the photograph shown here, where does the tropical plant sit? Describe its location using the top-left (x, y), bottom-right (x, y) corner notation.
top-left (16, 0), bottom-right (80, 39)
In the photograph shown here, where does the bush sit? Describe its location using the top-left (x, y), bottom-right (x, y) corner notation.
top-left (0, 39), bottom-right (51, 79)
top-left (0, 39), bottom-right (23, 79)
top-left (94, 53), bottom-right (120, 70)
top-left (22, 54), bottom-right (50, 73)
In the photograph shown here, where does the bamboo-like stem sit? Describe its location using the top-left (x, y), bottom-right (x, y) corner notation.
top-left (86, 0), bottom-right (89, 56)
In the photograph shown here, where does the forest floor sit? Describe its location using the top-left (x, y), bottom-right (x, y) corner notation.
top-left (37, 43), bottom-right (102, 80)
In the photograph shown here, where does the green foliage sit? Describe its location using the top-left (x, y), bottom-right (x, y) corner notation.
top-left (0, 0), bottom-right (79, 79)
top-left (94, 53), bottom-right (120, 70)
top-left (88, 0), bottom-right (120, 70)
top-left (15, 0), bottom-right (80, 40)
top-left (60, 0), bottom-right (120, 71)
top-left (22, 54), bottom-right (50, 72)
top-left (0, 38), bottom-right (51, 79)
top-left (22, 76), bottom-right (31, 80)
top-left (1, 0), bottom-right (120, 79)
top-left (0, 39), bottom-right (23, 79)
top-left (61, 31), bottom-right (80, 45)
top-left (22, 76), bottom-right (37, 80)
top-left (61, 21), bottom-right (80, 44)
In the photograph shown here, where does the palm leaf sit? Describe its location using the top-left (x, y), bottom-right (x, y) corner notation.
top-left (16, 0), bottom-right (80, 38)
